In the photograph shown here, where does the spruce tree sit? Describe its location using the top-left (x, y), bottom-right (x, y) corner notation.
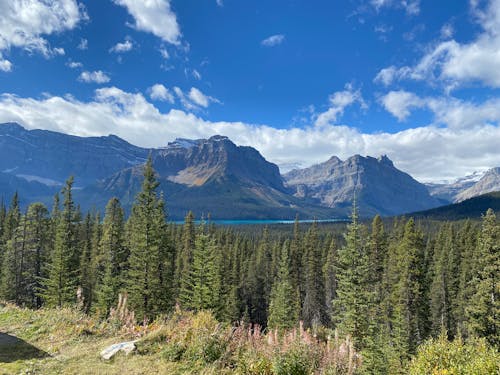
top-left (183, 224), bottom-right (220, 311)
top-left (40, 177), bottom-right (79, 307)
top-left (302, 221), bottom-right (327, 328)
top-left (0, 203), bottom-right (50, 307)
top-left (96, 198), bottom-right (126, 316)
top-left (332, 203), bottom-right (372, 348)
top-left (126, 158), bottom-right (171, 320)
top-left (176, 211), bottom-right (195, 306)
top-left (467, 209), bottom-right (499, 346)
top-left (267, 243), bottom-right (299, 330)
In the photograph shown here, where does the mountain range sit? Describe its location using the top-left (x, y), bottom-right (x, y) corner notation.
top-left (1, 122), bottom-right (499, 219)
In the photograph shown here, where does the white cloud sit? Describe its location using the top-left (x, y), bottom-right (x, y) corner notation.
top-left (149, 84), bottom-right (174, 103)
top-left (380, 90), bottom-right (424, 121)
top-left (109, 39), bottom-right (133, 53)
top-left (113, 0), bottom-right (181, 45)
top-left (188, 87), bottom-right (211, 108)
top-left (53, 47), bottom-right (65, 56)
top-left (216, 0), bottom-right (223, 6)
top-left (77, 38), bottom-right (88, 50)
top-left (192, 69), bottom-right (202, 80)
top-left (261, 34), bottom-right (285, 47)
top-left (0, 54), bottom-right (12, 72)
top-left (159, 47), bottom-right (169, 59)
top-left (314, 85), bottom-right (366, 126)
top-left (78, 71), bottom-right (111, 84)
top-left (0, 88), bottom-right (499, 181)
top-left (67, 61), bottom-right (83, 69)
top-left (376, 0), bottom-right (500, 89)
top-left (0, 0), bottom-right (87, 61)
top-left (371, 0), bottom-right (420, 15)
top-left (440, 23), bottom-right (454, 39)
top-left (173, 87), bottom-right (219, 109)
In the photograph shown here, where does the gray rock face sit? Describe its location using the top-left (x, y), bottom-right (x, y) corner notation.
top-left (455, 167), bottom-right (500, 202)
top-left (284, 154), bottom-right (441, 216)
top-left (0, 122), bottom-right (148, 187)
top-left (426, 171), bottom-right (484, 203)
top-left (84, 135), bottom-right (335, 219)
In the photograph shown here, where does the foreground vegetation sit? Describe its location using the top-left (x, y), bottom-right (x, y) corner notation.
top-left (0, 158), bottom-right (498, 373)
top-left (1, 302), bottom-right (497, 374)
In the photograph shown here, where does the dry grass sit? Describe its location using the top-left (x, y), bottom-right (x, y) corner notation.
top-left (0, 301), bottom-right (361, 374)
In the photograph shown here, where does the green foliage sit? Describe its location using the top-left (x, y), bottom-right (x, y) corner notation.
top-left (267, 244), bottom-right (299, 330)
top-left (467, 209), bottom-right (499, 347)
top-left (332, 203), bottom-right (373, 349)
top-left (126, 158), bottom-right (172, 319)
top-left (408, 332), bottom-right (499, 375)
top-left (40, 177), bottom-right (79, 307)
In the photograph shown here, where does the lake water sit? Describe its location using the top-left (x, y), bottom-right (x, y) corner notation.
top-left (171, 218), bottom-right (349, 225)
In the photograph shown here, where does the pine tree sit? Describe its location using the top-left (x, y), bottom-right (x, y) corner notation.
top-left (390, 218), bottom-right (427, 358)
top-left (466, 209), bottom-right (499, 346)
top-left (183, 224), bottom-right (220, 311)
top-left (332, 203), bottom-right (372, 348)
top-left (176, 211), bottom-right (195, 306)
top-left (267, 243), bottom-right (299, 330)
top-left (0, 193), bottom-right (20, 287)
top-left (126, 158), bottom-right (171, 320)
top-left (0, 203), bottom-right (50, 307)
top-left (302, 221), bottom-right (327, 328)
top-left (96, 198), bottom-right (126, 316)
top-left (40, 177), bottom-right (79, 307)
top-left (323, 238), bottom-right (337, 319)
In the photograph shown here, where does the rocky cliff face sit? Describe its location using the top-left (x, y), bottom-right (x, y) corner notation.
top-left (455, 167), bottom-right (500, 202)
top-left (81, 135), bottom-right (334, 219)
top-left (0, 122), bottom-right (148, 186)
top-left (284, 154), bottom-right (441, 216)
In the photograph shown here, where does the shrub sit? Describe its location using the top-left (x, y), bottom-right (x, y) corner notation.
top-left (408, 332), bottom-right (500, 375)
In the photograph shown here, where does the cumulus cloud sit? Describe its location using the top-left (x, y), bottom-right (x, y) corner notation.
top-left (1, 87), bottom-right (498, 181)
top-left (380, 90), bottom-right (424, 121)
top-left (314, 85), bottom-right (366, 126)
top-left (67, 61), bottom-right (83, 69)
top-left (113, 0), bottom-right (181, 45)
top-left (172, 87), bottom-right (219, 110)
top-left (261, 34), bottom-right (285, 47)
top-left (375, 0), bottom-right (500, 89)
top-left (0, 54), bottom-right (12, 72)
top-left (109, 39), bottom-right (133, 53)
top-left (78, 70), bottom-right (111, 84)
top-left (149, 84), bottom-right (174, 103)
top-left (0, 0), bottom-right (87, 64)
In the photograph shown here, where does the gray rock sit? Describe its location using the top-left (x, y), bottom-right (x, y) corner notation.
top-left (456, 167), bottom-right (500, 202)
top-left (100, 341), bottom-right (137, 360)
top-left (284, 154), bottom-right (441, 216)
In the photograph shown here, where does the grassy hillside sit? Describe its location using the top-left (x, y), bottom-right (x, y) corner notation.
top-left (410, 191), bottom-right (500, 220)
top-left (0, 302), bottom-right (360, 374)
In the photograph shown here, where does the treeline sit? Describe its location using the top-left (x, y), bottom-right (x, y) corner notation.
top-left (0, 159), bottom-right (498, 372)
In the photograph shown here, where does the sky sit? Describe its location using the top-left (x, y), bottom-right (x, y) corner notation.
top-left (0, 0), bottom-right (500, 182)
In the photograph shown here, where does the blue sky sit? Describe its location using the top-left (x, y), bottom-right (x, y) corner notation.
top-left (0, 0), bottom-right (500, 182)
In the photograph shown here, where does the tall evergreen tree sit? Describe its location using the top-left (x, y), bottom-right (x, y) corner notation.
top-left (183, 224), bottom-right (220, 311)
top-left (390, 218), bottom-right (427, 358)
top-left (302, 221), bottom-right (327, 328)
top-left (176, 211), bottom-right (195, 306)
top-left (332, 203), bottom-right (372, 348)
top-left (126, 158), bottom-right (171, 320)
top-left (40, 177), bottom-right (80, 307)
top-left (267, 242), bottom-right (299, 330)
top-left (96, 198), bottom-right (126, 316)
top-left (467, 209), bottom-right (499, 346)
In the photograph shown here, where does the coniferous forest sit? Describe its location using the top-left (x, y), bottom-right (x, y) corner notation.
top-left (0, 159), bottom-right (498, 374)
